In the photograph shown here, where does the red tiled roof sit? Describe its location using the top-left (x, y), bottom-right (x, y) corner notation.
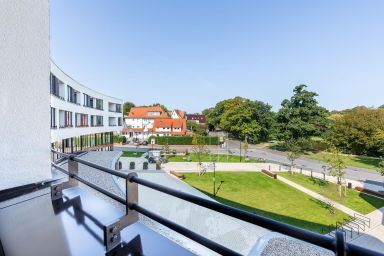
top-left (128, 106), bottom-right (168, 118)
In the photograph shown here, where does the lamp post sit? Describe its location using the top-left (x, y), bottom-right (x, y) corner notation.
top-left (239, 140), bottom-right (242, 162)
top-left (213, 161), bottom-right (216, 196)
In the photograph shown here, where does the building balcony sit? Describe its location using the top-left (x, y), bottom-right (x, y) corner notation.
top-left (0, 151), bottom-right (379, 256)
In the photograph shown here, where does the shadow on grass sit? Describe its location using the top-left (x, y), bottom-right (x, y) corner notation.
top-left (293, 174), bottom-right (384, 211)
top-left (192, 187), bottom-right (338, 234)
top-left (353, 156), bottom-right (380, 168)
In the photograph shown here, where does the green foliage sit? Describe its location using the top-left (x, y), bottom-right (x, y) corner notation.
top-left (143, 162), bottom-right (148, 170)
top-left (187, 121), bottom-right (207, 135)
top-left (276, 85), bottom-right (329, 142)
top-left (192, 133), bottom-right (210, 164)
top-left (123, 101), bottom-right (135, 115)
top-left (156, 162), bottom-right (161, 170)
top-left (204, 97), bottom-right (275, 143)
top-left (113, 135), bottom-right (126, 143)
top-left (327, 106), bottom-right (384, 156)
top-left (378, 160), bottom-right (384, 176)
top-left (286, 140), bottom-right (304, 170)
top-left (149, 136), bottom-right (219, 145)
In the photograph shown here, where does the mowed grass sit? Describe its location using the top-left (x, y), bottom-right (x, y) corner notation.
top-left (183, 172), bottom-right (349, 233)
top-left (279, 172), bottom-right (384, 214)
top-left (121, 151), bottom-right (145, 157)
top-left (167, 153), bottom-right (262, 163)
top-left (306, 152), bottom-right (381, 170)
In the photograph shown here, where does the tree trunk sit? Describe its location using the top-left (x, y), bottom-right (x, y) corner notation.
top-left (338, 184), bottom-right (342, 198)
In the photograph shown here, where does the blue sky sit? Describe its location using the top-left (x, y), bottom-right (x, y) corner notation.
top-left (50, 0), bottom-right (384, 113)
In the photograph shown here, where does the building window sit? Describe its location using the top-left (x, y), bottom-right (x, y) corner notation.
top-left (96, 116), bottom-right (103, 126)
top-left (50, 107), bottom-right (56, 128)
top-left (96, 99), bottom-right (103, 110)
top-left (68, 86), bottom-right (80, 105)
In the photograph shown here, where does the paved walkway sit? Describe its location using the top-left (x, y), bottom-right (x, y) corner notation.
top-left (277, 175), bottom-right (359, 216)
top-left (277, 175), bottom-right (384, 253)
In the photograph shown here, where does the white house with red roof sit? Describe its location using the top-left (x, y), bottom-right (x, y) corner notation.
top-left (122, 106), bottom-right (188, 140)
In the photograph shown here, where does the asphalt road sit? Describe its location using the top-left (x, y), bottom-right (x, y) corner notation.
top-left (114, 143), bottom-right (384, 186)
top-left (213, 140), bottom-right (384, 186)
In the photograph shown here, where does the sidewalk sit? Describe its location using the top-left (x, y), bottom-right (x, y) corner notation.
top-left (277, 175), bottom-right (359, 216)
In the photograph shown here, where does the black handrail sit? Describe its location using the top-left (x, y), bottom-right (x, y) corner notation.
top-left (50, 150), bottom-right (383, 256)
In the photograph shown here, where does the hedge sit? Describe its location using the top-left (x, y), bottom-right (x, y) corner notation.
top-left (149, 136), bottom-right (220, 145)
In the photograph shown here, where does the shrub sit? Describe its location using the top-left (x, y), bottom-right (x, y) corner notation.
top-left (149, 136), bottom-right (219, 145)
top-left (113, 135), bottom-right (127, 143)
top-left (129, 162), bottom-right (135, 170)
top-left (143, 162), bottom-right (148, 170)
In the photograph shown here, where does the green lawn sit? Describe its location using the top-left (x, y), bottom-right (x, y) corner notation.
top-left (279, 172), bottom-right (384, 214)
top-left (167, 153), bottom-right (262, 163)
top-left (305, 152), bottom-right (381, 170)
top-left (183, 172), bottom-right (349, 233)
top-left (121, 151), bottom-right (145, 157)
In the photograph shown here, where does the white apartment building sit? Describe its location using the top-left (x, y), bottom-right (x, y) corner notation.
top-left (50, 61), bottom-right (123, 153)
top-left (123, 107), bottom-right (187, 139)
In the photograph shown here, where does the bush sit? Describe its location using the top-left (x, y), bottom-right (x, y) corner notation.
top-left (143, 162), bottom-right (148, 170)
top-left (113, 135), bottom-right (127, 143)
top-left (129, 162), bottom-right (135, 170)
top-left (149, 136), bottom-right (219, 145)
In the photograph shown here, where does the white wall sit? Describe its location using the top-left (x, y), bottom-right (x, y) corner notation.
top-left (0, 0), bottom-right (50, 190)
top-left (50, 61), bottom-right (123, 142)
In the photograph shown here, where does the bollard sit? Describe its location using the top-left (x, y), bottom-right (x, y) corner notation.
top-left (300, 168), bottom-right (302, 174)
top-left (269, 165), bottom-right (271, 171)
top-left (311, 170), bottom-right (313, 177)
top-left (279, 165), bottom-right (281, 171)
top-left (323, 172), bottom-right (325, 180)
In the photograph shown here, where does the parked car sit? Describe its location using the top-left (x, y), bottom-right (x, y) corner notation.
top-left (142, 141), bottom-right (148, 145)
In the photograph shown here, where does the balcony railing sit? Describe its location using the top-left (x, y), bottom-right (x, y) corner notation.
top-left (50, 150), bottom-right (382, 256)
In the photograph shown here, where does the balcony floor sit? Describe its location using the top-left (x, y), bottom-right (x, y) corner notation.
top-left (0, 186), bottom-right (195, 256)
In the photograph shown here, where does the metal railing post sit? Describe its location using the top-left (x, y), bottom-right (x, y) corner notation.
top-left (51, 154), bottom-right (78, 200)
top-left (335, 230), bottom-right (346, 256)
top-left (68, 156), bottom-right (79, 187)
top-left (103, 172), bottom-right (139, 252)
top-left (126, 173), bottom-right (139, 222)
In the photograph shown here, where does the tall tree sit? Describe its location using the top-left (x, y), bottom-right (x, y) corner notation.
top-left (192, 133), bottom-right (209, 175)
top-left (276, 84), bottom-right (329, 142)
top-left (325, 145), bottom-right (347, 198)
top-left (286, 140), bottom-right (303, 174)
top-left (123, 101), bottom-right (135, 115)
top-left (328, 106), bottom-right (384, 156)
top-left (205, 97), bottom-right (275, 143)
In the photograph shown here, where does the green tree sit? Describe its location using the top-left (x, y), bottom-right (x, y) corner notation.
top-left (286, 140), bottom-right (303, 174)
top-left (243, 138), bottom-right (249, 160)
top-left (325, 145), bottom-right (347, 198)
top-left (205, 97), bottom-right (275, 143)
top-left (123, 101), bottom-right (135, 115)
top-left (187, 121), bottom-right (207, 136)
top-left (276, 84), bottom-right (329, 143)
top-left (328, 106), bottom-right (384, 156)
top-left (379, 159), bottom-right (384, 176)
top-left (192, 133), bottom-right (209, 167)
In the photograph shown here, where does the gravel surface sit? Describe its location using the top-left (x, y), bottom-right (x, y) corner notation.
top-left (259, 237), bottom-right (334, 256)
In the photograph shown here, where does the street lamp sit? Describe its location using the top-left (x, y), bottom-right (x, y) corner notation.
top-left (239, 140), bottom-right (242, 162)
top-left (213, 161), bottom-right (216, 196)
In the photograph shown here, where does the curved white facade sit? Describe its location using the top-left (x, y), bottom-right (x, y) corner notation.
top-left (50, 61), bottom-right (123, 144)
